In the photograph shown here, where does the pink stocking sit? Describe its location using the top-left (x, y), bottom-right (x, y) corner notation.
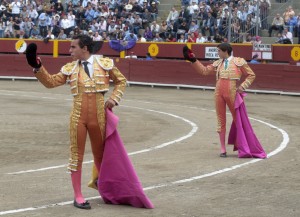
top-left (71, 170), bottom-right (85, 204)
top-left (219, 131), bottom-right (226, 154)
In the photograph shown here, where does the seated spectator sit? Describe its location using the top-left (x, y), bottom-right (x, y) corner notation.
top-left (144, 26), bottom-right (153, 41)
top-left (92, 31), bottom-right (103, 41)
top-left (202, 12), bottom-right (215, 36)
top-left (166, 6), bottom-right (179, 24)
top-left (142, 8), bottom-right (153, 29)
top-left (30, 24), bottom-right (40, 38)
top-left (196, 33), bottom-right (206, 43)
top-left (149, 2), bottom-right (158, 20)
top-left (282, 26), bottom-right (293, 44)
top-left (137, 34), bottom-right (146, 42)
top-left (269, 13), bottom-right (284, 37)
top-left (250, 54), bottom-right (260, 64)
top-left (186, 33), bottom-right (196, 42)
top-left (159, 20), bottom-right (168, 39)
top-left (165, 33), bottom-right (176, 42)
top-left (145, 52), bottom-right (153, 60)
top-left (152, 32), bottom-right (163, 42)
top-left (124, 31), bottom-right (138, 41)
top-left (150, 20), bottom-right (160, 35)
top-left (287, 14), bottom-right (297, 34)
top-left (177, 33), bottom-right (186, 43)
top-left (57, 28), bottom-right (67, 39)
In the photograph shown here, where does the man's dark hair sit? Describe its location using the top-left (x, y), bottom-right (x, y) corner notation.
top-left (217, 43), bottom-right (233, 55)
top-left (72, 34), bottom-right (94, 53)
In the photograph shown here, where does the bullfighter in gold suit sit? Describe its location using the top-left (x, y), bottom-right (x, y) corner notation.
top-left (26, 35), bottom-right (126, 210)
top-left (183, 43), bottom-right (255, 157)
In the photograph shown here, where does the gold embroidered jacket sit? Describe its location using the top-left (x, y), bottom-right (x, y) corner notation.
top-left (192, 57), bottom-right (256, 90)
top-left (35, 56), bottom-right (127, 104)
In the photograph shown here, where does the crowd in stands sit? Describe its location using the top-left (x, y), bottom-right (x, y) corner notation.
top-left (0, 0), bottom-right (299, 44)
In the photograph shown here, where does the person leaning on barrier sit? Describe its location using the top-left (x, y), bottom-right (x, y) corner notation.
top-left (25, 34), bottom-right (127, 210)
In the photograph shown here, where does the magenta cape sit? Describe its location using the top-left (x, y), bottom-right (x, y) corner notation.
top-left (228, 93), bottom-right (267, 158)
top-left (97, 109), bottom-right (154, 209)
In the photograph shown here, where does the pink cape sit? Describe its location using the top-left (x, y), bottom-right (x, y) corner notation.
top-left (97, 109), bottom-right (154, 209)
top-left (228, 93), bottom-right (267, 158)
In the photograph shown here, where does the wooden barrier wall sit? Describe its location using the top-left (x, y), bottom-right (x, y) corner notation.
top-left (0, 54), bottom-right (299, 93)
top-left (1, 39), bottom-right (300, 63)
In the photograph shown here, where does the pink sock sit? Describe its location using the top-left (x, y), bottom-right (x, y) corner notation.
top-left (71, 170), bottom-right (85, 204)
top-left (219, 131), bottom-right (226, 153)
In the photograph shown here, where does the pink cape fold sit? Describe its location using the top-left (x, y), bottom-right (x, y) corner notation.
top-left (228, 92), bottom-right (267, 159)
top-left (97, 109), bottom-right (154, 209)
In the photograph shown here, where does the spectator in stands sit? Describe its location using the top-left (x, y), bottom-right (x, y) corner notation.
top-left (85, 5), bottom-right (95, 23)
top-left (253, 35), bottom-right (262, 45)
top-left (30, 24), bottom-right (40, 38)
top-left (92, 31), bottom-right (103, 41)
top-left (287, 14), bottom-right (297, 34)
top-left (166, 6), bottom-right (179, 24)
top-left (177, 33), bottom-right (186, 42)
top-left (38, 11), bottom-right (49, 38)
top-left (186, 32), bottom-right (196, 42)
top-left (0, 17), bottom-right (5, 38)
top-left (196, 32), bottom-right (206, 43)
top-left (28, 6), bottom-right (38, 24)
top-left (6, 17), bottom-right (14, 38)
top-left (152, 32), bottom-right (163, 42)
top-left (283, 6), bottom-right (295, 26)
top-left (149, 1), bottom-right (158, 21)
top-left (137, 33), bottom-right (146, 42)
top-left (159, 20), bottom-right (168, 39)
top-left (198, 6), bottom-right (208, 30)
top-left (202, 12), bottom-right (215, 36)
top-left (282, 26), bottom-right (293, 44)
top-left (79, 19), bottom-right (89, 32)
top-left (178, 6), bottom-right (190, 24)
top-left (124, 31), bottom-right (137, 41)
top-left (145, 52), bottom-right (153, 60)
top-left (250, 54), bottom-right (260, 64)
top-left (188, 0), bottom-right (199, 16)
top-left (268, 13), bottom-right (284, 37)
top-left (259, 0), bottom-right (270, 30)
top-left (144, 26), bottom-right (153, 41)
top-left (54, 0), bottom-right (64, 15)
top-left (20, 6), bottom-right (28, 20)
top-left (22, 17), bottom-right (31, 37)
top-left (205, 35), bottom-right (215, 43)
top-left (57, 28), bottom-right (67, 39)
top-left (132, 14), bottom-right (142, 35)
top-left (296, 13), bottom-right (300, 43)
top-left (187, 20), bottom-right (199, 37)
top-left (150, 20), bottom-right (160, 34)
top-left (177, 18), bottom-right (189, 38)
top-left (11, 0), bottom-right (21, 19)
top-left (142, 8), bottom-right (153, 29)
top-left (13, 16), bottom-right (21, 37)
top-left (165, 33), bottom-right (176, 42)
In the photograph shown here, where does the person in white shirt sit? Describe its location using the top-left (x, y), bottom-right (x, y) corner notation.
top-left (11, 0), bottom-right (21, 18)
top-left (28, 6), bottom-right (38, 24)
top-left (196, 33), bottom-right (206, 43)
top-left (166, 7), bottom-right (179, 24)
top-left (282, 26), bottom-right (293, 44)
top-left (92, 31), bottom-right (103, 41)
top-left (60, 15), bottom-right (71, 36)
top-left (68, 10), bottom-right (76, 30)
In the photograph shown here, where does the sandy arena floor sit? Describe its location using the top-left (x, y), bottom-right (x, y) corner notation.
top-left (0, 80), bottom-right (299, 217)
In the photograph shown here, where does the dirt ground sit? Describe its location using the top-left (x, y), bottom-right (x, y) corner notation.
top-left (0, 80), bottom-right (299, 217)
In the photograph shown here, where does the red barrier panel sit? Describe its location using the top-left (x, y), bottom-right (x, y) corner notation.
top-left (0, 54), bottom-right (299, 93)
top-left (1, 39), bottom-right (299, 63)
